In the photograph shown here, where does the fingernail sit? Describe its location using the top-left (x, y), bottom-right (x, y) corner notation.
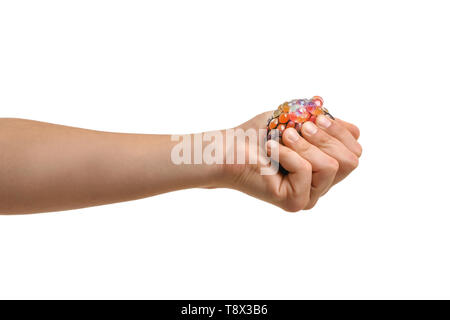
top-left (302, 121), bottom-right (318, 136)
top-left (284, 128), bottom-right (299, 143)
top-left (316, 115), bottom-right (331, 129)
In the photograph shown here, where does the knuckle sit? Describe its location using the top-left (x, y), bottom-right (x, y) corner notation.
top-left (282, 204), bottom-right (299, 213)
top-left (353, 126), bottom-right (361, 139)
top-left (355, 143), bottom-right (363, 157)
top-left (345, 153), bottom-right (359, 170)
top-left (282, 197), bottom-right (308, 213)
top-left (299, 158), bottom-right (312, 172)
top-left (304, 200), bottom-right (317, 211)
top-left (324, 157), bottom-right (339, 174)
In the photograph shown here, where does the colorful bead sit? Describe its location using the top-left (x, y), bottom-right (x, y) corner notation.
top-left (269, 118), bottom-right (278, 129)
top-left (297, 112), bottom-right (310, 123)
top-left (279, 112), bottom-right (289, 124)
top-left (312, 96), bottom-right (324, 107)
top-left (297, 106), bottom-right (307, 114)
top-left (277, 124), bottom-right (286, 134)
top-left (288, 100), bottom-right (299, 110)
top-left (268, 96), bottom-right (333, 142)
top-left (289, 112), bottom-right (298, 122)
top-left (306, 101), bottom-right (316, 114)
top-left (286, 120), bottom-right (295, 129)
top-left (312, 107), bottom-right (324, 116)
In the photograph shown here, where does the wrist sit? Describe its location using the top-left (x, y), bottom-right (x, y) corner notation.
top-left (166, 130), bottom-right (231, 190)
top-left (199, 129), bottom-right (233, 189)
top-left (203, 128), bottom-right (245, 190)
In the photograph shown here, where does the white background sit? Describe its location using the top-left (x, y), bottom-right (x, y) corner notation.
top-left (0, 0), bottom-right (449, 299)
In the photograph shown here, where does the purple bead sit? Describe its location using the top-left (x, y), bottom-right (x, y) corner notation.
top-left (306, 101), bottom-right (316, 113)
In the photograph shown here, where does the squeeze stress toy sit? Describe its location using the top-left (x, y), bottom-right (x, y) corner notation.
top-left (266, 96), bottom-right (334, 141)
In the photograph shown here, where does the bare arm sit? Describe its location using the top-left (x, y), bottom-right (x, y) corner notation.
top-left (0, 118), bottom-right (219, 214)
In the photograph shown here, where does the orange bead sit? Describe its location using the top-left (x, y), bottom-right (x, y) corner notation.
top-left (313, 107), bottom-right (324, 116)
top-left (289, 112), bottom-right (298, 122)
top-left (269, 118), bottom-right (278, 129)
top-left (281, 103), bottom-right (290, 113)
top-left (286, 120), bottom-right (295, 128)
top-left (279, 112), bottom-right (289, 123)
top-left (297, 112), bottom-right (310, 123)
top-left (277, 124), bottom-right (286, 134)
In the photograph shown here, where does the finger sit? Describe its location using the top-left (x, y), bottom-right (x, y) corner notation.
top-left (282, 128), bottom-right (338, 207)
top-left (335, 118), bottom-right (360, 140)
top-left (300, 121), bottom-right (359, 184)
top-left (316, 115), bottom-right (362, 157)
top-left (266, 140), bottom-right (312, 212)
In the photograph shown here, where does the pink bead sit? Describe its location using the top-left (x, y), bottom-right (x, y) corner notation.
top-left (312, 96), bottom-right (324, 107)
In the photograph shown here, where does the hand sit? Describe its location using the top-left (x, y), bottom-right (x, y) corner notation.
top-left (220, 111), bottom-right (362, 212)
top-left (283, 115), bottom-right (362, 207)
top-left (298, 115), bottom-right (362, 185)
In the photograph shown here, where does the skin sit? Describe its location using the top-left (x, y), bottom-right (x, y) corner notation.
top-left (224, 111), bottom-right (361, 212)
top-left (0, 113), bottom-right (361, 214)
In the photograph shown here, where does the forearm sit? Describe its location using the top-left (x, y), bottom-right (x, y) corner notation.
top-left (0, 118), bottom-right (220, 214)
